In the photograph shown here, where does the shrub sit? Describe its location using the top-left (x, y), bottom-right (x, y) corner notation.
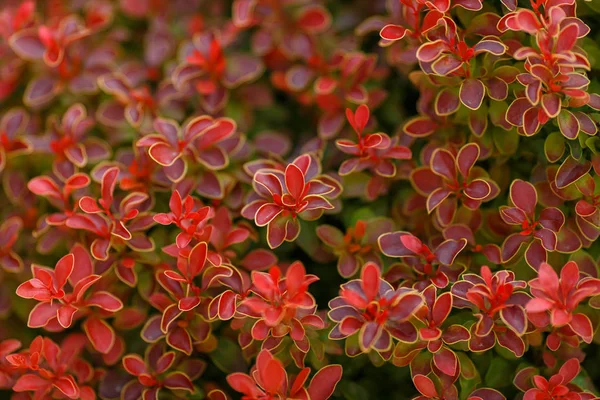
top-left (1, 0), bottom-right (600, 399)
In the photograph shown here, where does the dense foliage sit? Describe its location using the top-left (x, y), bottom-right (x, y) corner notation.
top-left (2, 0), bottom-right (600, 399)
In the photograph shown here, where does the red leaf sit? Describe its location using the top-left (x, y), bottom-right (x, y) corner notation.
top-left (217, 290), bottom-right (237, 320)
top-left (500, 306), bottom-right (527, 335)
top-left (188, 241), bottom-right (208, 278)
top-left (240, 249), bottom-right (277, 271)
top-left (359, 321), bottom-right (382, 351)
top-left (389, 293), bottom-right (423, 321)
top-left (13, 374), bottom-right (50, 392)
top-left (411, 167), bottom-right (444, 195)
top-left (379, 232), bottom-right (417, 257)
top-left (538, 262), bottom-right (559, 293)
top-left (433, 347), bottom-right (458, 376)
top-left (256, 203), bottom-right (282, 226)
top-left (413, 375), bottom-right (438, 398)
top-left (196, 118), bottom-right (236, 148)
top-left (432, 55), bottom-right (463, 76)
top-left (555, 156), bottom-right (591, 189)
top-left (28, 176), bottom-right (61, 198)
top-left (558, 358), bottom-right (580, 384)
top-left (258, 350), bottom-right (286, 394)
top-left (558, 110), bottom-right (580, 140)
top-left (456, 143), bottom-right (480, 178)
top-left (431, 149), bottom-right (457, 182)
top-left (54, 253), bottom-right (74, 290)
top-left (28, 302), bottom-right (60, 328)
top-left (123, 354), bottom-right (146, 376)
top-left (515, 9), bottom-right (540, 33)
top-left (417, 40), bottom-right (446, 62)
top-left (474, 39), bottom-right (506, 56)
top-left (361, 262), bottom-right (380, 301)
top-left (286, 261), bottom-right (306, 298)
top-left (506, 98), bottom-right (531, 127)
top-left (227, 373), bottom-right (261, 398)
top-left (526, 298), bottom-right (552, 313)
top-left (101, 167), bottom-right (119, 207)
top-left (167, 326), bottom-right (193, 355)
top-left (149, 142), bottom-right (179, 166)
top-left (434, 239), bottom-right (467, 265)
top-left (525, 240), bottom-right (548, 269)
top-left (297, 6), bottom-right (331, 34)
top-left (86, 291), bottom-right (123, 312)
top-left (460, 79), bottom-right (485, 110)
top-left (556, 23), bottom-right (579, 53)
top-left (496, 329), bottom-right (525, 357)
top-left (404, 117), bottom-right (437, 137)
top-left (433, 292), bottom-right (453, 325)
top-left (83, 317), bottom-right (115, 354)
top-left (354, 104), bottom-right (370, 134)
top-left (163, 372), bottom-right (194, 392)
top-left (569, 313), bottom-right (593, 342)
top-left (155, 352), bottom-right (176, 374)
top-left (541, 93), bottom-right (561, 118)
top-left (380, 24), bottom-right (407, 41)
top-left (435, 89), bottom-right (460, 116)
top-left (427, 188), bottom-right (451, 213)
top-left (308, 365), bottom-right (343, 400)
top-left (266, 215), bottom-right (287, 249)
top-left (510, 180), bottom-right (537, 216)
top-left (464, 180), bottom-right (491, 200)
top-left (285, 163), bottom-right (305, 200)
top-left (69, 243), bottom-right (94, 284)
top-left (72, 274), bottom-right (102, 301)
top-left (57, 304), bottom-right (78, 328)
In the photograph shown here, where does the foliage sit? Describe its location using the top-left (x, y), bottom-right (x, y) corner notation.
top-left (1, 0), bottom-right (600, 399)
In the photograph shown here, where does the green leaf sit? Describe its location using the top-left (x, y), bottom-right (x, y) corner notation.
top-left (209, 338), bottom-right (247, 374)
top-left (568, 138), bottom-right (583, 160)
top-left (349, 207), bottom-right (377, 225)
top-left (585, 136), bottom-right (599, 154)
top-left (489, 101), bottom-right (509, 128)
top-left (187, 387), bottom-right (206, 399)
top-left (544, 132), bottom-right (565, 162)
top-left (297, 219), bottom-right (321, 256)
top-left (493, 127), bottom-right (519, 156)
top-left (485, 357), bottom-right (511, 388)
top-left (341, 172), bottom-right (371, 198)
top-left (459, 375), bottom-right (481, 400)
top-left (341, 381), bottom-right (371, 400)
top-left (458, 352), bottom-right (478, 380)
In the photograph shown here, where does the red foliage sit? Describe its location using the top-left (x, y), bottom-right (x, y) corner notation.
top-left (227, 349), bottom-right (342, 400)
top-left (527, 261), bottom-right (600, 346)
top-left (1, 0), bottom-right (600, 399)
top-left (242, 154), bottom-right (339, 248)
top-left (329, 263), bottom-right (423, 357)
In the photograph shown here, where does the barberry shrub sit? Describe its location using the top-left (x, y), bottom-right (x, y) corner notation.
top-left (3, 0), bottom-right (600, 399)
